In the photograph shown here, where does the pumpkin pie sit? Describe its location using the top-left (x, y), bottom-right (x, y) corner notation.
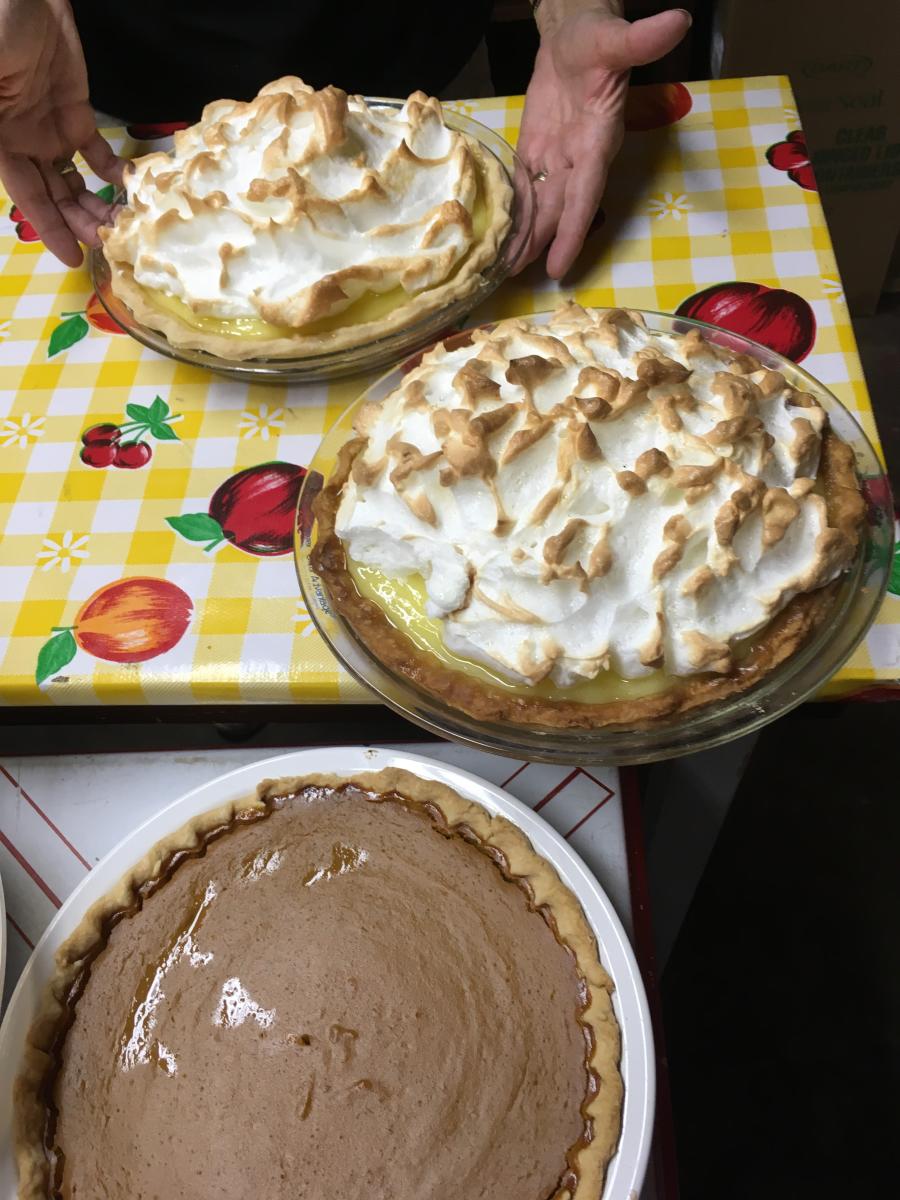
top-left (14, 768), bottom-right (621, 1199)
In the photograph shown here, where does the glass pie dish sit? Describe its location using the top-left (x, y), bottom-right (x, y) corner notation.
top-left (90, 104), bottom-right (534, 384)
top-left (294, 310), bottom-right (893, 765)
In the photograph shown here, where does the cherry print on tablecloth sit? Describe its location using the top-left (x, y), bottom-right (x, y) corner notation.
top-left (167, 462), bottom-right (307, 556)
top-left (79, 396), bottom-right (182, 469)
top-left (675, 281), bottom-right (816, 363)
top-left (8, 204), bottom-right (40, 244)
top-left (624, 82), bottom-right (692, 132)
top-left (766, 131), bottom-right (817, 191)
top-left (35, 577), bottom-right (193, 685)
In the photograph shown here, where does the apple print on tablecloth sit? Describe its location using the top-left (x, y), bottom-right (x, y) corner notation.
top-left (49, 291), bottom-right (126, 357)
top-left (127, 121), bottom-right (189, 140)
top-left (35, 576), bottom-right (193, 685)
top-left (167, 462), bottom-right (307, 556)
top-left (766, 131), bottom-right (817, 191)
top-left (624, 83), bottom-right (692, 132)
top-left (79, 396), bottom-right (182, 469)
top-left (676, 282), bottom-right (816, 363)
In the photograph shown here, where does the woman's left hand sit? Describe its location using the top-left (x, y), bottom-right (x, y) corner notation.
top-left (517, 0), bottom-right (691, 278)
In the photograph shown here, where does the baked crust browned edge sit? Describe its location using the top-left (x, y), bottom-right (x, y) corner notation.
top-left (12, 767), bottom-right (622, 1200)
top-left (311, 429), bottom-right (866, 730)
top-left (104, 139), bottom-right (513, 362)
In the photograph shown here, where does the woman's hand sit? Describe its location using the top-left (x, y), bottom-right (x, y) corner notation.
top-left (517, 0), bottom-right (691, 278)
top-left (0, 0), bottom-right (125, 266)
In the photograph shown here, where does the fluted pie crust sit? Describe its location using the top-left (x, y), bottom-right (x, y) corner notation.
top-left (311, 315), bottom-right (866, 730)
top-left (13, 768), bottom-right (622, 1200)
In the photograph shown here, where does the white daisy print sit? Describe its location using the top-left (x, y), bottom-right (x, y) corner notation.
top-left (783, 106), bottom-right (799, 124)
top-left (36, 531), bottom-right (90, 573)
top-left (0, 412), bottom-right (45, 447)
top-left (294, 600), bottom-right (317, 638)
top-left (238, 403), bottom-right (286, 442)
top-left (648, 192), bottom-right (692, 221)
top-left (822, 278), bottom-right (845, 303)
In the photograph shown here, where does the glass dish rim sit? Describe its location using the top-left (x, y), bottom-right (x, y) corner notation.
top-left (294, 307), bottom-right (893, 765)
top-left (89, 102), bottom-right (534, 379)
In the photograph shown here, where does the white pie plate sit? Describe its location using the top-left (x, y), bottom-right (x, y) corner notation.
top-left (0, 873), bottom-right (6, 1010)
top-left (0, 746), bottom-right (654, 1199)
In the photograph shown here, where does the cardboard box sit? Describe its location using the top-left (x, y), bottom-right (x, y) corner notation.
top-left (713, 0), bottom-right (900, 314)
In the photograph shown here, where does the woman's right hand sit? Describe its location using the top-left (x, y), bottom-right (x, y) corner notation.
top-left (0, 0), bottom-right (126, 266)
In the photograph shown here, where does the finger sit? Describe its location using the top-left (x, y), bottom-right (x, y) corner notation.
top-left (546, 155), bottom-right (610, 279)
top-left (545, 123), bottom-right (622, 279)
top-left (568, 9), bottom-right (692, 73)
top-left (76, 190), bottom-right (118, 225)
top-left (0, 155), bottom-right (83, 266)
top-left (625, 9), bottom-right (693, 65)
top-left (78, 131), bottom-right (126, 186)
top-left (39, 163), bottom-right (105, 249)
top-left (60, 167), bottom-right (118, 229)
top-left (515, 169), bottom-right (568, 274)
top-left (64, 167), bottom-right (87, 200)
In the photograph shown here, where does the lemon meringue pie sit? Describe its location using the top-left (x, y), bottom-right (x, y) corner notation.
top-left (311, 304), bottom-right (865, 728)
top-left (101, 78), bottom-right (513, 359)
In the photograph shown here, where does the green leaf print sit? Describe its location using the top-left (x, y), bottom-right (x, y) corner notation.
top-left (96, 184), bottom-right (117, 204)
top-left (150, 422), bottom-right (179, 441)
top-left (125, 402), bottom-right (152, 424)
top-left (166, 513), bottom-right (225, 550)
top-left (48, 314), bottom-right (89, 357)
top-left (889, 542), bottom-right (900, 597)
top-left (148, 396), bottom-right (170, 424)
top-left (35, 629), bottom-right (77, 685)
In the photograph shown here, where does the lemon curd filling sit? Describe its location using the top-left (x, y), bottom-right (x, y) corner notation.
top-left (139, 170), bottom-right (493, 341)
top-left (349, 561), bottom-right (673, 704)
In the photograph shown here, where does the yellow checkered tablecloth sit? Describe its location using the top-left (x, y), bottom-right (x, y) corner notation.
top-left (0, 75), bottom-right (897, 707)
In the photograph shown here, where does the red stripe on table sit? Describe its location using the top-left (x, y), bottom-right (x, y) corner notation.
top-left (6, 910), bottom-right (35, 950)
top-left (533, 768), bottom-right (580, 812)
top-left (499, 762), bottom-right (528, 789)
top-left (0, 831), bottom-right (62, 908)
top-left (579, 767), bottom-right (615, 799)
top-left (564, 793), bottom-right (614, 839)
top-left (0, 763), bottom-right (91, 870)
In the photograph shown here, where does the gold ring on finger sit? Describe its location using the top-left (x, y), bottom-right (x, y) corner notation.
top-left (53, 158), bottom-right (79, 177)
top-left (531, 167), bottom-right (550, 183)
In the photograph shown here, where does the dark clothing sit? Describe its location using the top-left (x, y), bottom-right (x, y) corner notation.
top-left (72, 0), bottom-right (493, 123)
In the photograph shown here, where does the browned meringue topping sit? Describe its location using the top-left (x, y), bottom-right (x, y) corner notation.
top-left (42, 784), bottom-right (592, 1200)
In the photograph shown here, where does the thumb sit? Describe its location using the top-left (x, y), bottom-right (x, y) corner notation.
top-left (565, 8), bottom-right (692, 73)
top-left (625, 9), bottom-right (693, 66)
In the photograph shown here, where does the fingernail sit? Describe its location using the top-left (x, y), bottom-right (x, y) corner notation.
top-left (675, 8), bottom-right (693, 24)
